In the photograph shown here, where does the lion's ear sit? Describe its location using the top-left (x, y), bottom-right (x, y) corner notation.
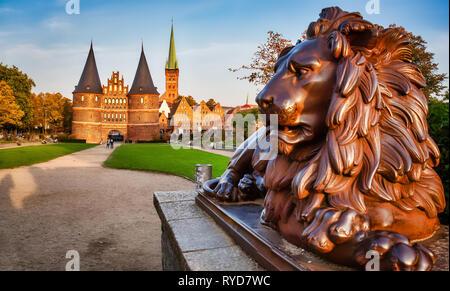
top-left (328, 19), bottom-right (377, 59)
top-left (278, 46), bottom-right (294, 59)
top-left (340, 19), bottom-right (378, 49)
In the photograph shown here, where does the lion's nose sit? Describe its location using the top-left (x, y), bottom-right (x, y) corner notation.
top-left (256, 95), bottom-right (274, 111)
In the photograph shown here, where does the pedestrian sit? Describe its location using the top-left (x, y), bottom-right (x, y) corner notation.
top-left (106, 138), bottom-right (110, 149)
top-left (111, 138), bottom-right (114, 149)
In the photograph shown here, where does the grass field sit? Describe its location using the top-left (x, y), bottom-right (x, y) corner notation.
top-left (104, 143), bottom-right (230, 180)
top-left (0, 143), bottom-right (97, 169)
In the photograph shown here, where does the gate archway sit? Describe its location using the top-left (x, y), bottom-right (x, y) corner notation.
top-left (108, 130), bottom-right (124, 142)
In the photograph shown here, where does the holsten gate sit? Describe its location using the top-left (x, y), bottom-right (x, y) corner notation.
top-left (71, 42), bottom-right (160, 143)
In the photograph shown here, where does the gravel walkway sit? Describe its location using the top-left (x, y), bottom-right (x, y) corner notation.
top-left (191, 146), bottom-right (234, 158)
top-left (0, 144), bottom-right (194, 270)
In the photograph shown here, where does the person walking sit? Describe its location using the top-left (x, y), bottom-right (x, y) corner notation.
top-left (110, 138), bottom-right (114, 149)
top-left (106, 138), bottom-right (110, 149)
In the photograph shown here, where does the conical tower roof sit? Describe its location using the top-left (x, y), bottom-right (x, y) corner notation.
top-left (73, 41), bottom-right (103, 94)
top-left (128, 45), bottom-right (159, 95)
top-left (165, 23), bottom-right (179, 70)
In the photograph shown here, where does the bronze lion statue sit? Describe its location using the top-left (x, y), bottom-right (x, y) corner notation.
top-left (206, 7), bottom-right (445, 270)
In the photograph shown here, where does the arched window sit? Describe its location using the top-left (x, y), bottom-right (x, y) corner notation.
top-left (81, 96), bottom-right (84, 102)
top-left (141, 97), bottom-right (144, 104)
top-left (123, 99), bottom-right (126, 104)
top-left (95, 96), bottom-right (98, 102)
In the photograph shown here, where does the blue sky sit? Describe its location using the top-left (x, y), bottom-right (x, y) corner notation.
top-left (0, 0), bottom-right (448, 106)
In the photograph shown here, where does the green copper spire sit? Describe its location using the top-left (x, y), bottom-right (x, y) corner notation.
top-left (166, 22), bottom-right (179, 70)
top-left (246, 93), bottom-right (250, 105)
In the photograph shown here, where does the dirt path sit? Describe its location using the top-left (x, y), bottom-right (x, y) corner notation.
top-left (192, 146), bottom-right (234, 157)
top-left (0, 144), bottom-right (194, 270)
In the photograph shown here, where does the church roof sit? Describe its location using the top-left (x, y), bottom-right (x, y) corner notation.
top-left (165, 23), bottom-right (179, 70)
top-left (73, 42), bottom-right (103, 94)
top-left (128, 45), bottom-right (159, 95)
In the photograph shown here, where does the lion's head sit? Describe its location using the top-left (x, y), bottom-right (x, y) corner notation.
top-left (256, 7), bottom-right (445, 218)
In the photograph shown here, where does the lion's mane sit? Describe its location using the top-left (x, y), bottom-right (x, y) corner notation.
top-left (291, 7), bottom-right (445, 217)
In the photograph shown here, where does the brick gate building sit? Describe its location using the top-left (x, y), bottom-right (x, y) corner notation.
top-left (72, 42), bottom-right (160, 143)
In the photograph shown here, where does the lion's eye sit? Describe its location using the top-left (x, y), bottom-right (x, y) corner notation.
top-left (288, 61), bottom-right (309, 77)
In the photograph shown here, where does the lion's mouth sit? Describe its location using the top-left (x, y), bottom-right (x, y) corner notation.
top-left (273, 123), bottom-right (313, 144)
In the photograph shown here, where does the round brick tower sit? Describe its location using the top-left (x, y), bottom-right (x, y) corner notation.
top-left (72, 42), bottom-right (103, 143)
top-left (127, 45), bottom-right (160, 142)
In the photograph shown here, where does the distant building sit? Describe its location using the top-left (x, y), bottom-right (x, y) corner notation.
top-left (159, 24), bottom-right (179, 105)
top-left (159, 99), bottom-right (171, 117)
top-left (159, 112), bottom-right (168, 131)
top-left (193, 100), bottom-right (213, 131)
top-left (209, 102), bottom-right (225, 123)
top-left (72, 42), bottom-right (160, 143)
top-left (170, 96), bottom-right (193, 132)
top-left (239, 93), bottom-right (258, 111)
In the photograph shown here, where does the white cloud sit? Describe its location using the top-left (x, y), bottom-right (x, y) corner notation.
top-left (42, 17), bottom-right (72, 31)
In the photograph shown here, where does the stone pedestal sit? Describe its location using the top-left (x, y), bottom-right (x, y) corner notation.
top-left (154, 190), bottom-right (264, 271)
top-left (154, 190), bottom-right (449, 271)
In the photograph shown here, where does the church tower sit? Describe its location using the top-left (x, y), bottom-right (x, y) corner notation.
top-left (72, 41), bottom-right (103, 143)
top-left (127, 44), bottom-right (160, 142)
top-left (161, 23), bottom-right (179, 104)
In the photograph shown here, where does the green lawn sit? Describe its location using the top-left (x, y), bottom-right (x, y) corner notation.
top-left (0, 143), bottom-right (97, 169)
top-left (104, 143), bottom-right (230, 180)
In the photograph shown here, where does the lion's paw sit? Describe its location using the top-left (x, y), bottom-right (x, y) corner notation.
top-left (302, 208), bottom-right (370, 253)
top-left (354, 231), bottom-right (435, 271)
top-left (213, 180), bottom-right (238, 202)
top-left (238, 173), bottom-right (266, 201)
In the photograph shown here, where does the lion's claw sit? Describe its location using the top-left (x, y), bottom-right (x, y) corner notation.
top-left (354, 231), bottom-right (435, 271)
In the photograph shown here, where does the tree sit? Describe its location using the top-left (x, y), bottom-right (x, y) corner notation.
top-left (229, 31), bottom-right (293, 86)
top-left (176, 95), bottom-right (198, 107)
top-left (62, 98), bottom-right (73, 133)
top-left (0, 81), bottom-right (24, 132)
top-left (0, 63), bottom-right (35, 129)
top-left (206, 98), bottom-right (216, 107)
top-left (427, 93), bottom-right (449, 221)
top-left (389, 25), bottom-right (448, 100)
top-left (30, 93), bottom-right (44, 130)
top-left (31, 92), bottom-right (68, 134)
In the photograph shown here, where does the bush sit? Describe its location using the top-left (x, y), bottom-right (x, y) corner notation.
top-left (428, 98), bottom-right (449, 224)
top-left (57, 133), bottom-right (86, 143)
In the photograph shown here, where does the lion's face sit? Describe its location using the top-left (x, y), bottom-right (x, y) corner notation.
top-left (256, 38), bottom-right (338, 149)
